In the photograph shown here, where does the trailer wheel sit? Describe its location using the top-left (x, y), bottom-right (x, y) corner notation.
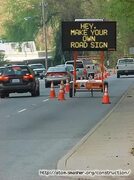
top-left (69, 88), bottom-right (73, 98)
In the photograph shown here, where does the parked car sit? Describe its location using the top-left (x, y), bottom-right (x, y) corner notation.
top-left (45, 66), bottom-right (73, 88)
top-left (65, 60), bottom-right (87, 79)
top-left (28, 63), bottom-right (46, 79)
top-left (0, 65), bottom-right (40, 98)
top-left (116, 57), bottom-right (134, 78)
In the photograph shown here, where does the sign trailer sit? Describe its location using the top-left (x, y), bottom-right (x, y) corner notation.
top-left (62, 20), bottom-right (116, 97)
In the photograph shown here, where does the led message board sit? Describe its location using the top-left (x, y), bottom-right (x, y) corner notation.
top-left (62, 21), bottom-right (116, 51)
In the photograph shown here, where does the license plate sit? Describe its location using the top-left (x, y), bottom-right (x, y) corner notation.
top-left (11, 79), bottom-right (20, 83)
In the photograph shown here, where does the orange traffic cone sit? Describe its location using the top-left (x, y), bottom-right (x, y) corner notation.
top-left (102, 85), bottom-right (111, 104)
top-left (49, 81), bottom-right (56, 99)
top-left (58, 83), bottom-right (65, 100)
top-left (65, 79), bottom-right (70, 93)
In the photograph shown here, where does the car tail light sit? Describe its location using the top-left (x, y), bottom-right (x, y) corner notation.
top-left (0, 75), bottom-right (9, 81)
top-left (23, 74), bottom-right (34, 80)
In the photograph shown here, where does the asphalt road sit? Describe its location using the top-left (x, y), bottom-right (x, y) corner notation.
top-left (0, 75), bottom-right (134, 180)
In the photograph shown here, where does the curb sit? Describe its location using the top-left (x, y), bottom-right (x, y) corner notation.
top-left (57, 85), bottom-right (132, 170)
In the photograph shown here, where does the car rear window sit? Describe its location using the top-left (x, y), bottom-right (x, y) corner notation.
top-left (4, 66), bottom-right (30, 75)
top-left (47, 67), bottom-right (66, 72)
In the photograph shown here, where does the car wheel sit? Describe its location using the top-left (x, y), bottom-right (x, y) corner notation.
top-left (36, 86), bottom-right (40, 96)
top-left (5, 93), bottom-right (9, 98)
top-left (69, 88), bottom-right (73, 97)
top-left (0, 93), bottom-right (6, 98)
top-left (31, 88), bottom-right (37, 97)
top-left (45, 81), bottom-right (50, 88)
top-left (69, 87), bottom-right (76, 97)
top-left (117, 73), bottom-right (120, 78)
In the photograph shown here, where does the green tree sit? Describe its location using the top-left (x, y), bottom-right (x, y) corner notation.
top-left (2, 0), bottom-right (134, 66)
top-left (4, 0), bottom-right (40, 42)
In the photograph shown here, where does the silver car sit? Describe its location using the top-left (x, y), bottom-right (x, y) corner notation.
top-left (45, 66), bottom-right (73, 88)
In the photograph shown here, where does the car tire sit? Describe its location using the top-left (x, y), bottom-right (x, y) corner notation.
top-left (31, 87), bottom-right (38, 97)
top-left (45, 81), bottom-right (50, 88)
top-left (0, 93), bottom-right (6, 98)
top-left (36, 86), bottom-right (40, 96)
top-left (69, 88), bottom-right (73, 98)
top-left (117, 73), bottom-right (120, 78)
top-left (5, 93), bottom-right (9, 98)
top-left (69, 87), bottom-right (76, 98)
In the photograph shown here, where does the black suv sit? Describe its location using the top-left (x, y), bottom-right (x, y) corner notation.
top-left (0, 65), bottom-right (40, 98)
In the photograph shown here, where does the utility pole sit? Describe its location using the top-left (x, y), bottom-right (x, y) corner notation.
top-left (41, 0), bottom-right (48, 70)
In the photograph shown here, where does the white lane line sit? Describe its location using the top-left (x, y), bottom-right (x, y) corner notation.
top-left (18, 109), bottom-right (27, 113)
top-left (43, 99), bottom-right (49, 102)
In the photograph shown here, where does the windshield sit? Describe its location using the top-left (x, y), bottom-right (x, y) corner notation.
top-left (4, 66), bottom-right (30, 75)
top-left (118, 59), bottom-right (134, 64)
top-left (66, 61), bottom-right (84, 68)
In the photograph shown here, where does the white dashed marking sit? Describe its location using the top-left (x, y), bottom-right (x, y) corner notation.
top-left (18, 109), bottom-right (27, 113)
top-left (43, 99), bottom-right (49, 102)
